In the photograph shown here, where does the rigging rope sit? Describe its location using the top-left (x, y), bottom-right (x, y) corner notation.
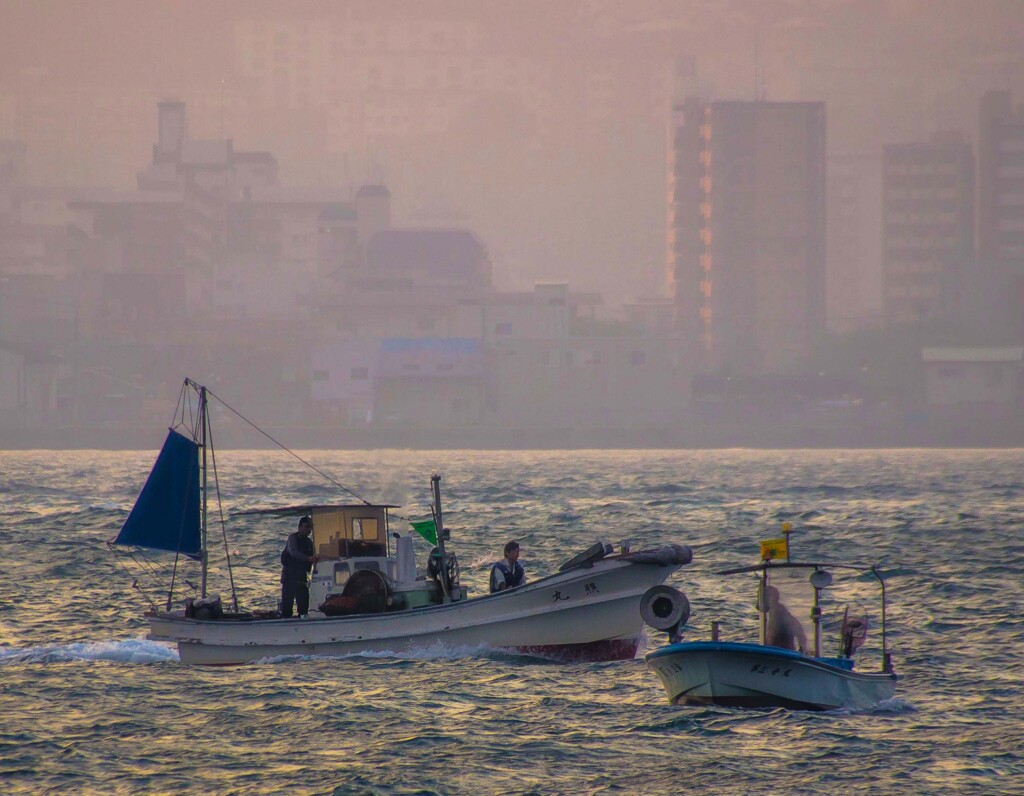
top-left (204, 385), bottom-right (371, 505)
top-left (206, 416), bottom-right (239, 612)
top-left (106, 542), bottom-right (185, 614)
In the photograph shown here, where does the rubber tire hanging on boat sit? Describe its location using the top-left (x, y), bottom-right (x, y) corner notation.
top-left (640, 585), bottom-right (691, 631)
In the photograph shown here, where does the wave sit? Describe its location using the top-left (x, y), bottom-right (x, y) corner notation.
top-left (0, 638), bottom-right (177, 665)
top-left (827, 697), bottom-right (916, 716)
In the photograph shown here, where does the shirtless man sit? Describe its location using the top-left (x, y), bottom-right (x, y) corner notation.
top-left (764, 585), bottom-right (809, 653)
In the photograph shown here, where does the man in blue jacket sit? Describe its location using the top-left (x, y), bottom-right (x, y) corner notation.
top-left (280, 515), bottom-right (319, 617)
top-left (490, 540), bottom-right (525, 593)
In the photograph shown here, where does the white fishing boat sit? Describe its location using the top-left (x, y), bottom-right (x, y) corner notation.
top-left (640, 526), bottom-right (897, 711)
top-left (111, 379), bottom-right (692, 665)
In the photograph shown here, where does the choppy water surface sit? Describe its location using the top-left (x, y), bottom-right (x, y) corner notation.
top-left (1, 448), bottom-right (1022, 794)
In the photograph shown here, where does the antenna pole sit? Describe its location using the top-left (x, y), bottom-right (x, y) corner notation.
top-left (431, 474), bottom-right (451, 603)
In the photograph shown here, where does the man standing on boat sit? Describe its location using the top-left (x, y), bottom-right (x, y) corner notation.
top-left (490, 540), bottom-right (526, 593)
top-left (764, 585), bottom-right (809, 654)
top-left (280, 515), bottom-right (319, 618)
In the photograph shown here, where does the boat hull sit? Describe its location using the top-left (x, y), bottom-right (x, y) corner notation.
top-left (149, 555), bottom-right (681, 665)
top-left (646, 641), bottom-right (897, 711)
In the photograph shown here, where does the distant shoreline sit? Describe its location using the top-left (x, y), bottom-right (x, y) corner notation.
top-left (3, 422), bottom-right (1023, 451)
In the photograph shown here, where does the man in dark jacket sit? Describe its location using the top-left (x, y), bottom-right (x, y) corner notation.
top-left (280, 515), bottom-right (318, 618)
top-left (489, 540), bottom-right (526, 593)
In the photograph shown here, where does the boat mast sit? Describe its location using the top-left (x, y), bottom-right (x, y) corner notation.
top-left (200, 384), bottom-right (208, 599)
top-left (431, 473), bottom-right (451, 603)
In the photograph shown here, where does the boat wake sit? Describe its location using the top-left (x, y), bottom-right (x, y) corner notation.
top-left (251, 642), bottom-right (556, 666)
top-left (0, 638), bottom-right (178, 665)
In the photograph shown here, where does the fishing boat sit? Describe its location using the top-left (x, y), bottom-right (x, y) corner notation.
top-left (640, 525), bottom-right (897, 710)
top-left (111, 379), bottom-right (693, 665)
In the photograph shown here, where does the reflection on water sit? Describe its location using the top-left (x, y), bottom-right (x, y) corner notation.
top-left (1, 449), bottom-right (1023, 794)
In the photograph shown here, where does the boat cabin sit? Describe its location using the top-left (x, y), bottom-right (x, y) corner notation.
top-left (311, 505), bottom-right (390, 561)
top-left (235, 501), bottom-right (461, 614)
top-left (308, 504), bottom-right (405, 594)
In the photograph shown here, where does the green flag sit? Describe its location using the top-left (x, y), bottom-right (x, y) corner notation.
top-left (410, 518), bottom-right (438, 546)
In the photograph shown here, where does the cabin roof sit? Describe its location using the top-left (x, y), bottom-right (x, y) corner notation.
top-left (232, 503), bottom-right (399, 517)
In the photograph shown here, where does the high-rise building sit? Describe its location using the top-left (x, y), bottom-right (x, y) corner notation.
top-left (826, 154), bottom-right (883, 333)
top-left (978, 91), bottom-right (1024, 265)
top-left (881, 132), bottom-right (974, 327)
top-left (974, 91), bottom-right (1024, 338)
top-left (668, 99), bottom-right (826, 375)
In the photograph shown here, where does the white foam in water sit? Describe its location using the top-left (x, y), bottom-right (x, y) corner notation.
top-left (825, 696), bottom-right (915, 716)
top-left (87, 501), bottom-right (125, 511)
top-left (465, 553), bottom-right (496, 570)
top-left (0, 638), bottom-right (178, 665)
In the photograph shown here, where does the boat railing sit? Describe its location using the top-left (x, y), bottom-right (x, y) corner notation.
top-left (717, 559), bottom-right (892, 673)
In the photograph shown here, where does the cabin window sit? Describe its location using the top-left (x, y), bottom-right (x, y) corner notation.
top-left (352, 517), bottom-right (379, 541)
top-left (355, 561), bottom-right (382, 573)
top-left (334, 562), bottom-right (351, 586)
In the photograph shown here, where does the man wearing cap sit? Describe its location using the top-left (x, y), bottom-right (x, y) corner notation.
top-left (280, 515), bottom-right (319, 618)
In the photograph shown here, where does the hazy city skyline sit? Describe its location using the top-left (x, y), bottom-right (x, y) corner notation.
top-left (3, 0), bottom-right (1023, 307)
top-left (2, 1), bottom-right (1024, 449)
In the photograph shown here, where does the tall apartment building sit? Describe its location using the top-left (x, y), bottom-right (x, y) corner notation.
top-left (881, 132), bottom-right (974, 327)
top-left (826, 154), bottom-right (883, 332)
top-left (978, 91), bottom-right (1024, 265)
top-left (974, 91), bottom-right (1024, 339)
top-left (668, 99), bottom-right (826, 375)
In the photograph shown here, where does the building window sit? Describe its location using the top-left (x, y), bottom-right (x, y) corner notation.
top-left (350, 366), bottom-right (369, 380)
top-left (312, 369), bottom-right (329, 382)
top-left (629, 351), bottom-right (646, 365)
top-left (495, 322), bottom-right (513, 336)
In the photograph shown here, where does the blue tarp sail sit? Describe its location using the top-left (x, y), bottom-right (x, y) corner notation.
top-left (114, 429), bottom-right (202, 559)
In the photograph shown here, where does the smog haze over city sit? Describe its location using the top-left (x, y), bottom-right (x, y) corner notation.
top-left (2, 0), bottom-right (1023, 448)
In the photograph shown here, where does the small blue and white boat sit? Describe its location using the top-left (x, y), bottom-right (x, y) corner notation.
top-left (640, 527), bottom-right (897, 711)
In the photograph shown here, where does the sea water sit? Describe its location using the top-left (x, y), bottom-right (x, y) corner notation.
top-left (1, 448), bottom-right (1022, 795)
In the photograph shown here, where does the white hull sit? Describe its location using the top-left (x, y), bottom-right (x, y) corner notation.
top-left (149, 555), bottom-right (681, 665)
top-left (647, 641), bottom-right (897, 711)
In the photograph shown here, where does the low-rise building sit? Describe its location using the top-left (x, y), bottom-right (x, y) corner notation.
top-left (0, 338), bottom-right (62, 425)
top-left (922, 347), bottom-right (1023, 419)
